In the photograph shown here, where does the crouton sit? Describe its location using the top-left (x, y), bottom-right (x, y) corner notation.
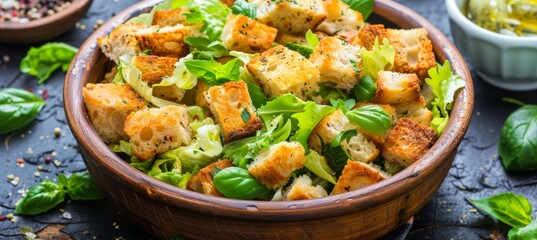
top-left (283, 175), bottom-right (328, 200)
top-left (132, 55), bottom-right (177, 84)
top-left (331, 160), bottom-right (387, 195)
top-left (248, 141), bottom-right (306, 190)
top-left (374, 71), bottom-right (421, 105)
top-left (386, 28), bottom-right (436, 80)
top-left (382, 118), bottom-right (437, 167)
top-left (247, 45), bottom-right (321, 100)
top-left (83, 84), bottom-right (146, 144)
top-left (317, 0), bottom-right (364, 35)
top-left (101, 66), bottom-right (119, 84)
top-left (221, 14), bottom-right (278, 54)
top-left (195, 81), bottom-right (210, 110)
top-left (310, 37), bottom-right (361, 91)
top-left (275, 32), bottom-right (308, 45)
top-left (349, 24), bottom-right (387, 50)
top-left (219, 0), bottom-right (235, 7)
top-left (308, 109), bottom-right (379, 163)
top-left (393, 96), bottom-right (433, 126)
top-left (187, 159), bottom-right (233, 197)
top-left (124, 105), bottom-right (192, 160)
top-left (206, 80), bottom-right (263, 143)
top-left (252, 0), bottom-right (326, 35)
top-left (152, 8), bottom-right (189, 27)
top-left (353, 102), bottom-right (396, 146)
top-left (98, 22), bottom-right (190, 63)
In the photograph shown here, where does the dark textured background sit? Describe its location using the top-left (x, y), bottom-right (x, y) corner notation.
top-left (1, 0), bottom-right (536, 239)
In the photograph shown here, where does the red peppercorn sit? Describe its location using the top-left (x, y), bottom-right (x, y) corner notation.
top-left (0, 215), bottom-right (6, 221)
top-left (42, 89), bottom-right (48, 100)
top-left (45, 156), bottom-right (52, 164)
top-left (17, 158), bottom-right (24, 164)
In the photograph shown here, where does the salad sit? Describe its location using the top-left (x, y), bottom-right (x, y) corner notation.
top-left (82, 0), bottom-right (465, 201)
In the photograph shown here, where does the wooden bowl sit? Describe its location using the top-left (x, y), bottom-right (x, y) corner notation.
top-left (0, 0), bottom-right (92, 43)
top-left (64, 0), bottom-right (474, 239)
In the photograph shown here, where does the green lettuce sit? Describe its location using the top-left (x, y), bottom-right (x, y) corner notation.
top-left (425, 60), bottom-right (465, 135)
top-left (185, 37), bottom-right (229, 60)
top-left (359, 38), bottom-right (395, 80)
top-left (155, 54), bottom-right (198, 90)
top-left (20, 42), bottom-right (78, 84)
top-left (304, 150), bottom-right (337, 184)
top-left (184, 58), bottom-right (240, 86)
top-left (290, 102), bottom-right (335, 149)
top-left (128, 0), bottom-right (192, 25)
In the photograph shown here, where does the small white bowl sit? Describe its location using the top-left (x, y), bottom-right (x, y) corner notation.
top-left (446, 0), bottom-right (537, 91)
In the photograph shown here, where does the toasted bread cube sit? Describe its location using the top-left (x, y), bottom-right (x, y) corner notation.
top-left (353, 103), bottom-right (396, 146)
top-left (310, 37), bottom-right (361, 91)
top-left (187, 159), bottom-right (233, 197)
top-left (206, 81), bottom-right (263, 143)
top-left (275, 32), bottom-right (308, 45)
top-left (195, 81), bottom-right (210, 110)
top-left (374, 71), bottom-right (421, 105)
top-left (283, 175), bottom-right (328, 200)
top-left (331, 160), bottom-right (388, 195)
top-left (252, 0), bottom-right (326, 35)
top-left (247, 45), bottom-right (321, 100)
top-left (349, 24), bottom-right (387, 50)
top-left (221, 14), bottom-right (278, 54)
top-left (220, 0), bottom-right (235, 7)
top-left (386, 28), bottom-right (436, 80)
top-left (248, 141), bottom-right (306, 190)
top-left (152, 8), bottom-right (189, 27)
top-left (382, 118), bottom-right (437, 167)
top-left (394, 96), bottom-right (433, 126)
top-left (124, 105), bottom-right (192, 160)
top-left (308, 110), bottom-right (379, 163)
top-left (98, 22), bottom-right (190, 63)
top-left (317, 0), bottom-right (364, 35)
top-left (101, 66), bottom-right (119, 84)
top-left (83, 84), bottom-right (146, 144)
top-left (132, 55), bottom-right (177, 84)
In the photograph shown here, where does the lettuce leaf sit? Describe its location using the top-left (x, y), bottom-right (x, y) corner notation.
top-left (304, 150), bottom-right (337, 184)
top-left (231, 0), bottom-right (256, 19)
top-left (188, 0), bottom-right (230, 41)
top-left (184, 58), bottom-right (240, 86)
top-left (128, 0), bottom-right (192, 25)
top-left (425, 60), bottom-right (465, 135)
top-left (185, 37), bottom-right (229, 59)
top-left (154, 54), bottom-right (198, 90)
top-left (290, 102), bottom-right (335, 150)
top-left (359, 38), bottom-right (395, 80)
top-left (257, 94), bottom-right (306, 126)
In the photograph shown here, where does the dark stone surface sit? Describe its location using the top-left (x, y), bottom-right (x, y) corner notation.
top-left (0, 0), bottom-right (535, 239)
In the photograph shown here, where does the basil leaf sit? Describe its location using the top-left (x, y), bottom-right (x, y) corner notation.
top-left (231, 0), bottom-right (256, 19)
top-left (66, 172), bottom-right (104, 201)
top-left (305, 29), bottom-right (319, 48)
top-left (14, 181), bottom-right (65, 215)
top-left (330, 98), bottom-right (355, 113)
top-left (469, 192), bottom-right (533, 228)
top-left (330, 129), bottom-right (357, 147)
top-left (346, 105), bottom-right (391, 134)
top-left (285, 43), bottom-right (313, 58)
top-left (498, 105), bottom-right (537, 171)
top-left (509, 219), bottom-right (537, 240)
top-left (213, 167), bottom-right (270, 199)
top-left (20, 42), bottom-right (78, 84)
top-left (341, 0), bottom-right (374, 20)
top-left (0, 88), bottom-right (46, 134)
top-left (354, 76), bottom-right (376, 102)
top-left (184, 58), bottom-right (240, 86)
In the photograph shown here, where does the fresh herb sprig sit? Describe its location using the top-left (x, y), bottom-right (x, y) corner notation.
top-left (0, 88), bottom-right (45, 134)
top-left (20, 42), bottom-right (78, 84)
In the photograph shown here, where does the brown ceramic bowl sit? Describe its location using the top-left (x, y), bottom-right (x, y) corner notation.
top-left (64, 0), bottom-right (474, 239)
top-left (0, 0), bottom-right (92, 43)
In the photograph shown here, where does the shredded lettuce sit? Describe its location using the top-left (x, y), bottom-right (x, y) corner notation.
top-left (425, 60), bottom-right (466, 135)
top-left (359, 38), bottom-right (395, 80)
top-left (128, 0), bottom-right (192, 25)
top-left (187, 0), bottom-right (230, 41)
top-left (155, 54), bottom-right (198, 90)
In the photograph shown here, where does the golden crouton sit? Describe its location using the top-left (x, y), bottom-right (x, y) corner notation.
top-left (98, 22), bottom-right (190, 63)
top-left (247, 45), bottom-right (321, 100)
top-left (101, 66), bottom-right (119, 84)
top-left (252, 0), bottom-right (326, 35)
top-left (152, 8), bottom-right (189, 27)
top-left (386, 28), bottom-right (436, 80)
top-left (132, 55), bottom-right (177, 84)
top-left (124, 105), bottom-right (192, 160)
top-left (221, 14), bottom-right (278, 54)
top-left (331, 160), bottom-right (387, 195)
top-left (353, 102), bottom-right (396, 146)
top-left (308, 110), bottom-right (379, 163)
top-left (187, 159), bottom-right (233, 197)
top-left (310, 37), bottom-right (361, 91)
top-left (275, 32), bottom-right (308, 45)
top-left (374, 71), bottom-right (421, 105)
top-left (83, 84), bottom-right (146, 144)
top-left (195, 81), bottom-right (210, 110)
top-left (206, 81), bottom-right (263, 143)
top-left (349, 24), bottom-right (387, 50)
top-left (382, 118), bottom-right (437, 167)
top-left (317, 0), bottom-right (364, 35)
top-left (219, 0), bottom-right (235, 7)
top-left (248, 141), bottom-right (306, 190)
top-left (394, 96), bottom-right (433, 126)
top-left (283, 175), bottom-right (328, 200)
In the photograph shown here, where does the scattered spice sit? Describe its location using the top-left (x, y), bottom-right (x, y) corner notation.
top-left (2, 54), bottom-right (10, 63)
top-left (62, 212), bottom-right (72, 220)
top-left (53, 160), bottom-right (61, 167)
top-left (0, 0), bottom-right (73, 23)
top-left (53, 127), bottom-right (61, 138)
top-left (44, 156), bottom-right (52, 164)
top-left (0, 214), bottom-right (6, 221)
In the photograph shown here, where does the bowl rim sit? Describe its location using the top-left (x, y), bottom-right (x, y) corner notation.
top-left (446, 0), bottom-right (537, 43)
top-left (0, 0), bottom-right (92, 30)
top-left (65, 0), bottom-right (474, 222)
